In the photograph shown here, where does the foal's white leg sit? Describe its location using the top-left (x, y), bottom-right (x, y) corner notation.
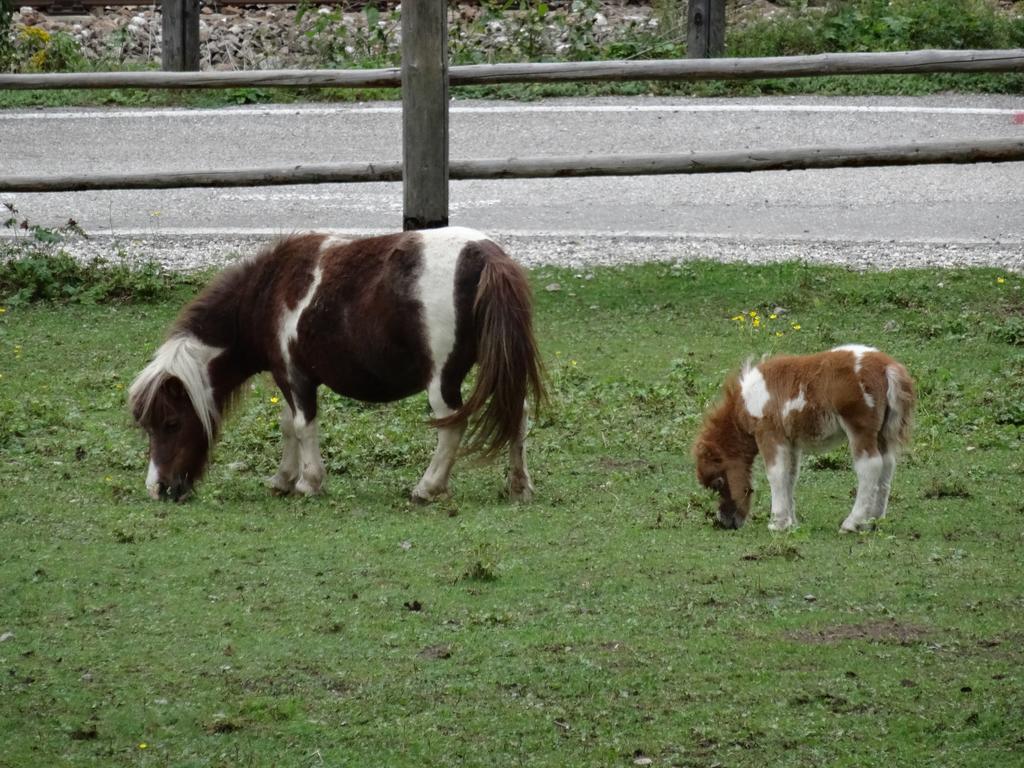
top-left (267, 400), bottom-right (301, 494)
top-left (411, 382), bottom-right (466, 503)
top-left (505, 405), bottom-right (534, 502)
top-left (766, 444), bottom-right (800, 531)
top-left (293, 410), bottom-right (326, 497)
top-left (841, 452), bottom-right (883, 532)
top-left (871, 451), bottom-right (897, 521)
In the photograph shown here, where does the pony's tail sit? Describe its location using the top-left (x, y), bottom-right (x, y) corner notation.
top-left (433, 253), bottom-right (546, 457)
top-left (882, 362), bottom-right (915, 451)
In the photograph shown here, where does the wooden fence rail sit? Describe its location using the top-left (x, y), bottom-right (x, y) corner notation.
top-left (3, 49), bottom-right (1023, 91)
top-left (4, 138), bottom-right (1023, 194)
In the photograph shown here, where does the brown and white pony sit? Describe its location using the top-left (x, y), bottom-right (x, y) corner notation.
top-left (693, 345), bottom-right (915, 533)
top-left (129, 227), bottom-right (545, 503)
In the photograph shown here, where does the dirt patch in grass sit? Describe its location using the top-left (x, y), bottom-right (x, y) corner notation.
top-left (597, 457), bottom-right (655, 472)
top-left (787, 619), bottom-right (931, 646)
top-left (418, 644), bottom-right (452, 661)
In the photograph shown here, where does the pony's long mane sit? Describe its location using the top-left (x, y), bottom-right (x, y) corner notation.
top-left (128, 334), bottom-right (224, 441)
top-left (129, 247), bottom-right (271, 441)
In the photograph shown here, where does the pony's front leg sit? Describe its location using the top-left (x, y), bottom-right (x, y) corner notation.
top-left (292, 406), bottom-right (326, 496)
top-left (763, 441), bottom-right (800, 531)
top-left (505, 406), bottom-right (534, 502)
top-left (267, 400), bottom-right (301, 494)
top-left (412, 386), bottom-right (465, 503)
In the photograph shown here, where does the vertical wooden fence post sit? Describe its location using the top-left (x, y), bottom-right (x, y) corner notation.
top-left (401, 0), bottom-right (449, 231)
top-left (687, 0), bottom-right (725, 59)
top-left (161, 0), bottom-right (200, 72)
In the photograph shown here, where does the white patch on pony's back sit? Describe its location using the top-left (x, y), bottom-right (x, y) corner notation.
top-left (740, 363), bottom-right (771, 419)
top-left (318, 235), bottom-right (350, 253)
top-left (782, 387), bottom-right (807, 419)
top-left (833, 344), bottom-right (877, 372)
top-left (279, 259), bottom-right (324, 368)
top-left (129, 333), bottom-right (224, 442)
top-left (415, 227), bottom-right (489, 402)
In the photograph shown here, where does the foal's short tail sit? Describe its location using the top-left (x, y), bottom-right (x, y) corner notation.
top-left (433, 250), bottom-right (546, 457)
top-left (883, 362), bottom-right (916, 451)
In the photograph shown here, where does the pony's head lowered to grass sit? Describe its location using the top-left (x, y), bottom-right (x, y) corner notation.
top-left (129, 334), bottom-right (223, 502)
top-left (693, 374), bottom-right (757, 529)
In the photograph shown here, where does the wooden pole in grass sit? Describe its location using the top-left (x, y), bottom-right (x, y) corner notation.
top-left (401, 0), bottom-right (449, 231)
top-left (161, 0), bottom-right (200, 72)
top-left (687, 0), bottom-right (726, 59)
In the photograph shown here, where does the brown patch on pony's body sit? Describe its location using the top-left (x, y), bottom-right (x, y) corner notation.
top-left (291, 233), bottom-right (432, 407)
top-left (750, 350), bottom-right (909, 457)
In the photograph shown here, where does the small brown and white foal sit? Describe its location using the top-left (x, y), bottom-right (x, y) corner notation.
top-left (694, 345), bottom-right (915, 533)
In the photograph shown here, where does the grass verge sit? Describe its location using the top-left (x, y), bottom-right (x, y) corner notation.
top-left (0, 256), bottom-right (1022, 766)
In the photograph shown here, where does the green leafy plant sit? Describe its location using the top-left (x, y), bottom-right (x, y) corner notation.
top-left (296, 0), bottom-right (400, 68)
top-left (0, 0), bottom-right (14, 72)
top-left (13, 26), bottom-right (87, 73)
top-left (0, 224), bottom-right (197, 305)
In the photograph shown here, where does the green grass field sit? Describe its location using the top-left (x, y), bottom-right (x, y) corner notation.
top-left (1, 259), bottom-right (1022, 767)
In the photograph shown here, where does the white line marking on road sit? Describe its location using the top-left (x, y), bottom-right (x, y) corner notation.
top-left (2, 103), bottom-right (1022, 121)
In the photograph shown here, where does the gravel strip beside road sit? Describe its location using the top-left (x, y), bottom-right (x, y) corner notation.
top-left (2, 233), bottom-right (1022, 274)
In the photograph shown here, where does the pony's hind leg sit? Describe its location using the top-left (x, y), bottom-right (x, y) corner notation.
top-left (267, 400), bottom-right (301, 494)
top-left (841, 450), bottom-right (883, 533)
top-left (505, 405), bottom-right (534, 502)
top-left (871, 451), bottom-right (897, 521)
top-left (412, 383), bottom-right (466, 503)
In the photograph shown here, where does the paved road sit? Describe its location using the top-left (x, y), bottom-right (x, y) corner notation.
top-left (2, 94), bottom-right (1023, 248)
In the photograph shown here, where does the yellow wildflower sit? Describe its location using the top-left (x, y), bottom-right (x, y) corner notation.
top-left (270, 395), bottom-right (280, 405)
top-left (0, 307), bottom-right (6, 314)
top-left (748, 310), bottom-right (758, 317)
top-left (996, 277), bottom-right (1005, 284)
top-left (769, 313), bottom-right (777, 320)
top-left (138, 742), bottom-right (148, 750)
top-left (791, 323), bottom-right (801, 331)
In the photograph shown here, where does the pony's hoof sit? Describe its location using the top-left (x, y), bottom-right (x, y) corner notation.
top-left (768, 520), bottom-right (795, 532)
top-left (840, 520), bottom-right (874, 534)
top-left (505, 482), bottom-right (534, 503)
top-left (410, 486), bottom-right (448, 504)
top-left (505, 471), bottom-right (534, 503)
top-left (267, 474), bottom-right (297, 496)
top-left (295, 477), bottom-right (323, 497)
